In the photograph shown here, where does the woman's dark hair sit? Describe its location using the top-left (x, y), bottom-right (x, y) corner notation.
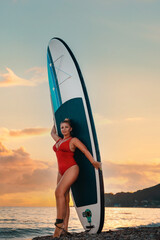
top-left (60, 118), bottom-right (74, 136)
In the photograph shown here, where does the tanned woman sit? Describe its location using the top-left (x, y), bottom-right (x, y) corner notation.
top-left (51, 118), bottom-right (101, 238)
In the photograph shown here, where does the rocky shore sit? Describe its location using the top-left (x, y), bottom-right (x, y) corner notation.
top-left (32, 226), bottom-right (160, 240)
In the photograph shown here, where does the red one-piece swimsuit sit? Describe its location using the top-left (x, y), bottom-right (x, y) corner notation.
top-left (53, 138), bottom-right (77, 175)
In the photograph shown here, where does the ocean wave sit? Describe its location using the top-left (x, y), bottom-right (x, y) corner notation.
top-left (0, 227), bottom-right (54, 239)
top-left (0, 219), bottom-right (17, 222)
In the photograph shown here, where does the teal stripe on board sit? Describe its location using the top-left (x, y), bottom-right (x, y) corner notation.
top-left (47, 58), bottom-right (59, 112)
top-left (47, 49), bottom-right (62, 112)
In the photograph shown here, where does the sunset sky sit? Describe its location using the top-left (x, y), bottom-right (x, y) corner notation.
top-left (0, 0), bottom-right (160, 206)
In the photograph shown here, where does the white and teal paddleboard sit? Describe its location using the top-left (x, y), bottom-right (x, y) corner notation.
top-left (47, 38), bottom-right (104, 233)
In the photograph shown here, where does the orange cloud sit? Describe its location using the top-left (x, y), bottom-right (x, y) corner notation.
top-left (94, 113), bottom-right (113, 126)
top-left (125, 117), bottom-right (144, 122)
top-left (0, 142), bottom-right (57, 197)
top-left (0, 127), bottom-right (50, 141)
top-left (9, 127), bottom-right (50, 137)
top-left (102, 161), bottom-right (160, 193)
top-left (94, 113), bottom-right (145, 127)
top-left (1, 142), bottom-right (159, 206)
top-left (0, 67), bottom-right (47, 87)
top-left (25, 66), bottom-right (47, 84)
top-left (0, 191), bottom-right (56, 207)
top-left (0, 68), bottom-right (35, 87)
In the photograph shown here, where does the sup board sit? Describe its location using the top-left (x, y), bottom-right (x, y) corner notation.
top-left (47, 38), bottom-right (104, 233)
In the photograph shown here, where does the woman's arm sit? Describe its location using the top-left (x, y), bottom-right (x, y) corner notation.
top-left (51, 125), bottom-right (61, 142)
top-left (72, 138), bottom-right (102, 170)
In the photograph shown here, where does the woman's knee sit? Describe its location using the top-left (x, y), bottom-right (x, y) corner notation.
top-left (55, 187), bottom-right (64, 199)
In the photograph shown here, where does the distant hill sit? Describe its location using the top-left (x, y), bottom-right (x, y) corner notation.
top-left (105, 184), bottom-right (160, 207)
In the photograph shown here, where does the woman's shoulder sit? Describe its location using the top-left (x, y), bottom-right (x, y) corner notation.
top-left (71, 137), bottom-right (79, 142)
top-left (70, 137), bottom-right (82, 145)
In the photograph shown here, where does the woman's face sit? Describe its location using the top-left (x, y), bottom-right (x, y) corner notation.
top-left (60, 122), bottom-right (72, 137)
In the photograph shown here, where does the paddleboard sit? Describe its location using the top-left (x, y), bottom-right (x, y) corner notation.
top-left (47, 38), bottom-right (104, 233)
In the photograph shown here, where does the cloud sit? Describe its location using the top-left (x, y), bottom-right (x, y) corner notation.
top-left (0, 190), bottom-right (55, 207)
top-left (94, 113), bottom-right (113, 126)
top-left (9, 127), bottom-right (50, 137)
top-left (0, 67), bottom-right (47, 87)
top-left (0, 68), bottom-right (34, 87)
top-left (0, 141), bottom-right (159, 205)
top-left (25, 66), bottom-right (47, 84)
top-left (94, 113), bottom-right (145, 127)
top-left (102, 161), bottom-right (160, 193)
top-left (0, 127), bottom-right (50, 141)
top-left (0, 142), bottom-right (57, 196)
top-left (125, 117), bottom-right (144, 122)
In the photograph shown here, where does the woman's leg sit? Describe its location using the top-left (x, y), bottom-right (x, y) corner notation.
top-left (54, 165), bottom-right (79, 237)
top-left (56, 173), bottom-right (70, 231)
top-left (63, 190), bottom-right (70, 231)
top-left (53, 172), bottom-right (63, 237)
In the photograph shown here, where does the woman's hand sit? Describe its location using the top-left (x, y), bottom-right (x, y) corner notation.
top-left (91, 160), bottom-right (102, 170)
top-left (51, 125), bottom-right (56, 135)
top-left (51, 124), bottom-right (61, 142)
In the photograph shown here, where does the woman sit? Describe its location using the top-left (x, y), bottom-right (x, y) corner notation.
top-left (51, 118), bottom-right (101, 238)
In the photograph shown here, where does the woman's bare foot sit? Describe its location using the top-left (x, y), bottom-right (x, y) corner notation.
top-left (53, 222), bottom-right (64, 238)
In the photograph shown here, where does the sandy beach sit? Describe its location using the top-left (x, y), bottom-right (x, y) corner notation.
top-left (32, 226), bottom-right (160, 240)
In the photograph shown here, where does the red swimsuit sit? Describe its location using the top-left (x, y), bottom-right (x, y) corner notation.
top-left (53, 138), bottom-right (77, 175)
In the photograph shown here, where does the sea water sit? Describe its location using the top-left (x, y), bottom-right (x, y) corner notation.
top-left (0, 207), bottom-right (160, 240)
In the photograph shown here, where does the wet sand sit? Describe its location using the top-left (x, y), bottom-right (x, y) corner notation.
top-left (32, 226), bottom-right (160, 240)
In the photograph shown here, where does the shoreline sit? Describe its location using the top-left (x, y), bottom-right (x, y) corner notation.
top-left (32, 226), bottom-right (160, 240)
